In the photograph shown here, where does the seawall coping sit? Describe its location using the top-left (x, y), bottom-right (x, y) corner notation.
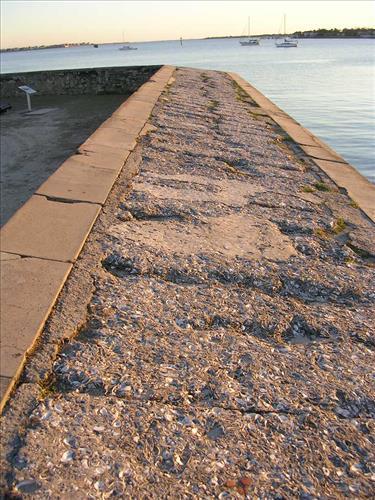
top-left (0, 258), bottom-right (72, 404)
top-left (228, 72), bottom-right (375, 223)
top-left (0, 65), bottom-right (176, 410)
top-left (36, 160), bottom-right (121, 204)
top-left (73, 149), bottom-right (131, 171)
top-left (112, 99), bottom-right (156, 119)
top-left (299, 144), bottom-right (347, 164)
top-left (82, 127), bottom-right (138, 152)
top-left (99, 117), bottom-right (148, 136)
top-left (314, 159), bottom-right (375, 221)
top-left (0, 252), bottom-right (21, 261)
top-left (78, 142), bottom-right (131, 159)
top-left (267, 112), bottom-right (321, 147)
top-left (135, 82), bottom-right (168, 96)
top-left (1, 195), bottom-right (101, 262)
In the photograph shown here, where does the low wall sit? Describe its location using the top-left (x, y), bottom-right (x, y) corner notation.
top-left (0, 65), bottom-right (161, 97)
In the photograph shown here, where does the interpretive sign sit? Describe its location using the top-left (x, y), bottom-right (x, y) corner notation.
top-left (18, 85), bottom-right (37, 111)
top-left (18, 85), bottom-right (37, 95)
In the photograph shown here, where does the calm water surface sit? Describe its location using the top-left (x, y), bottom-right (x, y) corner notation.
top-left (1, 38), bottom-right (374, 181)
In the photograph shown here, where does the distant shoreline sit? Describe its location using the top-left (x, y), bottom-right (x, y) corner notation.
top-left (206, 27), bottom-right (374, 40)
top-left (0, 42), bottom-right (91, 53)
top-left (1, 28), bottom-right (374, 52)
top-left (204, 35), bottom-right (375, 40)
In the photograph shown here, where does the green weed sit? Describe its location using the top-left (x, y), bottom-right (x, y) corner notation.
top-left (314, 227), bottom-right (330, 239)
top-left (302, 185), bottom-right (315, 193)
top-left (314, 182), bottom-right (331, 192)
top-left (208, 100), bottom-right (219, 111)
top-left (350, 200), bottom-right (359, 209)
top-left (38, 373), bottom-right (57, 400)
top-left (332, 217), bottom-right (346, 234)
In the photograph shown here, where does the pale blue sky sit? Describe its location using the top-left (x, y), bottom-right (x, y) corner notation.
top-left (1, 1), bottom-right (374, 48)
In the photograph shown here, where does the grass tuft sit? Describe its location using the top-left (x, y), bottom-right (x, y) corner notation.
top-left (38, 373), bottom-right (57, 400)
top-left (314, 181), bottom-right (331, 192)
top-left (302, 185), bottom-right (315, 193)
top-left (208, 100), bottom-right (219, 111)
top-left (281, 135), bottom-right (293, 143)
top-left (350, 200), bottom-right (359, 209)
top-left (332, 217), bottom-right (346, 234)
top-left (314, 227), bottom-right (330, 239)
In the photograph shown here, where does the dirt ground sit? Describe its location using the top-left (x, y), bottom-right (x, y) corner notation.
top-left (0, 94), bottom-right (127, 226)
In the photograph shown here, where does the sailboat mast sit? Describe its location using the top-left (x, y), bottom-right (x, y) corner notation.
top-left (248, 16), bottom-right (250, 37)
top-left (284, 14), bottom-right (286, 36)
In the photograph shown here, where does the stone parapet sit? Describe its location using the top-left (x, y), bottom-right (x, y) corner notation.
top-left (0, 65), bottom-right (161, 97)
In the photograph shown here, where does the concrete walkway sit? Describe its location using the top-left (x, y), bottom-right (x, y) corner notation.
top-left (1, 68), bottom-right (374, 498)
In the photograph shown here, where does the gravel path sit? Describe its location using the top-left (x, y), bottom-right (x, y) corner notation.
top-left (1, 68), bottom-right (374, 498)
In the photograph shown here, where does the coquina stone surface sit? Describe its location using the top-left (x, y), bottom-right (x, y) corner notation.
top-left (1, 68), bottom-right (374, 499)
top-left (0, 65), bottom-right (160, 97)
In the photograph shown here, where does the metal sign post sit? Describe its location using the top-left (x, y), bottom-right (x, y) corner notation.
top-left (18, 85), bottom-right (37, 111)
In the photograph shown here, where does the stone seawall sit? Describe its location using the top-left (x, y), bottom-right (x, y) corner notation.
top-left (1, 66), bottom-right (375, 498)
top-left (0, 65), bottom-right (161, 97)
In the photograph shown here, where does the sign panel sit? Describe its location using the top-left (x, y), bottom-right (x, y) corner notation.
top-left (18, 85), bottom-right (37, 95)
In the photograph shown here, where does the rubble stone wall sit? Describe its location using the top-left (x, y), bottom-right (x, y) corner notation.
top-left (0, 65), bottom-right (161, 97)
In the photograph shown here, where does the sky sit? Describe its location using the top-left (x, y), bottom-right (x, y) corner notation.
top-left (1, 0), bottom-right (374, 48)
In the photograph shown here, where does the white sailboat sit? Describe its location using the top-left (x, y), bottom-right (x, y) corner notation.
top-left (275, 15), bottom-right (298, 47)
top-left (240, 17), bottom-right (260, 46)
top-left (119, 31), bottom-right (137, 51)
top-left (119, 45), bottom-right (137, 51)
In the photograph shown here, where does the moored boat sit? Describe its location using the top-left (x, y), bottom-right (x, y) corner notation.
top-left (276, 15), bottom-right (298, 47)
top-left (119, 45), bottom-right (137, 51)
top-left (276, 37), bottom-right (298, 47)
top-left (239, 17), bottom-right (260, 46)
top-left (119, 31), bottom-right (138, 51)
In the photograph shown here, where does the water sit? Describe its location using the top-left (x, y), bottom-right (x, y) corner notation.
top-left (1, 38), bottom-right (374, 182)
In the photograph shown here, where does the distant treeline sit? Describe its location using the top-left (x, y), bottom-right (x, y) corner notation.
top-left (293, 27), bottom-right (374, 38)
top-left (205, 27), bottom-right (375, 40)
top-left (0, 42), bottom-right (91, 53)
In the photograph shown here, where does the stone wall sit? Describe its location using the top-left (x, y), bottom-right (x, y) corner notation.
top-left (0, 65), bottom-right (161, 97)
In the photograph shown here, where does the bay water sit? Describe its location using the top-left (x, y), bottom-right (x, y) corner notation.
top-left (1, 37), bottom-right (374, 181)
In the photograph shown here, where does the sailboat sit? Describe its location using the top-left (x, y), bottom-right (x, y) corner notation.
top-left (276, 15), bottom-right (298, 47)
top-left (240, 17), bottom-right (260, 46)
top-left (119, 45), bottom-right (137, 51)
top-left (119, 31), bottom-right (137, 51)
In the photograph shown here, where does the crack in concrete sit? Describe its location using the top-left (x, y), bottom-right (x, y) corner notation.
top-left (35, 193), bottom-right (104, 206)
top-left (1, 250), bottom-right (72, 264)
